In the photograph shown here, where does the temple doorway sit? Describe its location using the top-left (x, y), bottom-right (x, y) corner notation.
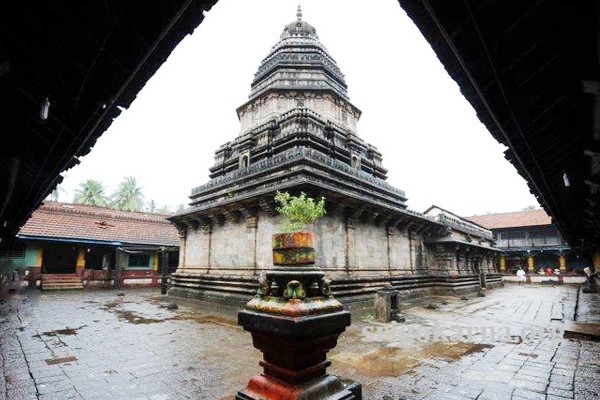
top-left (42, 244), bottom-right (77, 274)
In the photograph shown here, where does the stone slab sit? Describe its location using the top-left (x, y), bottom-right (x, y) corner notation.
top-left (563, 321), bottom-right (600, 341)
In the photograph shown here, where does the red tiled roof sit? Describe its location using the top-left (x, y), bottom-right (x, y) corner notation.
top-left (465, 209), bottom-right (552, 230)
top-left (18, 202), bottom-right (180, 247)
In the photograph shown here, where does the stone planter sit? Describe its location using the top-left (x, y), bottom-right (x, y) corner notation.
top-left (272, 232), bottom-right (315, 265)
top-left (236, 232), bottom-right (361, 400)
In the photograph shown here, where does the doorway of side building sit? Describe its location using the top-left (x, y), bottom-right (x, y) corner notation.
top-left (84, 246), bottom-right (116, 271)
top-left (42, 243), bottom-right (78, 274)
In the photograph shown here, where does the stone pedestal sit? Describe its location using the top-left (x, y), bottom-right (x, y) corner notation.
top-left (375, 285), bottom-right (405, 323)
top-left (237, 232), bottom-right (362, 400)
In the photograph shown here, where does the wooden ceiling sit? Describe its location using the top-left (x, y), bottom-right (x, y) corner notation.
top-left (0, 0), bottom-right (217, 239)
top-left (397, 0), bottom-right (599, 255)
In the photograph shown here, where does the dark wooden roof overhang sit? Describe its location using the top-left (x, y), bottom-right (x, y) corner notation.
top-left (0, 0), bottom-right (217, 240)
top-left (396, 0), bottom-right (599, 254)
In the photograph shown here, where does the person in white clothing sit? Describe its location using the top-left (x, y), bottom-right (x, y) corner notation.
top-left (516, 267), bottom-right (526, 285)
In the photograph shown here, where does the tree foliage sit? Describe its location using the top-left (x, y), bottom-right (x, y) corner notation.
top-left (73, 180), bottom-right (108, 207)
top-left (274, 191), bottom-right (326, 233)
top-left (111, 177), bottom-right (144, 212)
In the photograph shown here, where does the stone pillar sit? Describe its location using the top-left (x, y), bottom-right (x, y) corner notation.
top-left (177, 227), bottom-right (186, 273)
top-left (375, 285), bottom-right (405, 323)
top-left (114, 249), bottom-right (123, 289)
top-left (152, 252), bottom-right (159, 271)
top-left (246, 216), bottom-right (259, 275)
top-left (76, 249), bottom-right (86, 277)
top-left (558, 254), bottom-right (567, 272)
top-left (527, 255), bottom-right (535, 273)
top-left (499, 255), bottom-right (506, 273)
top-left (161, 251), bottom-right (169, 295)
top-left (386, 227), bottom-right (393, 275)
top-left (345, 218), bottom-right (356, 275)
top-left (237, 232), bottom-right (361, 400)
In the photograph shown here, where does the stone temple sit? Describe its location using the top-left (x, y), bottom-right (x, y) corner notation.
top-left (169, 8), bottom-right (502, 305)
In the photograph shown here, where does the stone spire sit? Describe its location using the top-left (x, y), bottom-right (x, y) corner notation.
top-left (246, 7), bottom-right (348, 103)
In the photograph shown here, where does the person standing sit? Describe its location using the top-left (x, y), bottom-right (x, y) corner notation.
top-left (516, 267), bottom-right (526, 285)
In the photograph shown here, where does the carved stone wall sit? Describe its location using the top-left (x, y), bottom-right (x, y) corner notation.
top-left (177, 212), bottom-right (419, 278)
top-left (237, 91), bottom-right (360, 134)
top-left (182, 228), bottom-right (210, 274)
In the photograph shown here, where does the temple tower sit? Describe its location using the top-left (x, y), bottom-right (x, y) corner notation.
top-left (169, 8), bottom-right (501, 303)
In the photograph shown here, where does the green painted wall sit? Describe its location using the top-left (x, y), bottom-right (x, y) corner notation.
top-left (0, 243), bottom-right (38, 276)
top-left (24, 244), bottom-right (40, 267)
top-left (0, 257), bottom-right (23, 276)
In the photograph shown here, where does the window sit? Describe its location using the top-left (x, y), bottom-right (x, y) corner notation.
top-left (128, 254), bottom-right (150, 269)
top-left (0, 239), bottom-right (25, 259)
top-left (239, 151), bottom-right (250, 169)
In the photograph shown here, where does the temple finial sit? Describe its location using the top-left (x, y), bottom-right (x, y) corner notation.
top-left (297, 4), bottom-right (302, 21)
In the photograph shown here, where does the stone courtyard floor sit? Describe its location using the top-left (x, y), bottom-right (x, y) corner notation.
top-left (0, 284), bottom-right (598, 400)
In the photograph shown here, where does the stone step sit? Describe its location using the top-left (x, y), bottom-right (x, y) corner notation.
top-left (41, 275), bottom-right (84, 290)
top-left (42, 279), bottom-right (82, 283)
top-left (42, 275), bottom-right (81, 282)
top-left (42, 280), bottom-right (83, 285)
top-left (42, 277), bottom-right (82, 282)
top-left (42, 283), bottom-right (84, 290)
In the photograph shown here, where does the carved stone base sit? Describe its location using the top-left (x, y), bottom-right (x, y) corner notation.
top-left (237, 306), bottom-right (361, 400)
top-left (236, 374), bottom-right (361, 400)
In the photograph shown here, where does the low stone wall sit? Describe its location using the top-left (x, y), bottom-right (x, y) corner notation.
top-left (82, 269), bottom-right (160, 289)
top-left (502, 274), bottom-right (586, 284)
top-left (120, 270), bottom-right (159, 288)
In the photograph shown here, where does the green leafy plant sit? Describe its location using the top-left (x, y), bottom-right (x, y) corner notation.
top-left (274, 191), bottom-right (326, 233)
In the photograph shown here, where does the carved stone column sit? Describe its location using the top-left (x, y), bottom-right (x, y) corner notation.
top-left (527, 254), bottom-right (535, 273)
top-left (558, 254), bottom-right (567, 272)
top-left (345, 218), bottom-right (357, 275)
top-left (237, 232), bottom-right (361, 400)
top-left (499, 254), bottom-right (506, 273)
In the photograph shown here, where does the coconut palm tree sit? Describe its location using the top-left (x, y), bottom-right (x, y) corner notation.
top-left (73, 180), bottom-right (108, 207)
top-left (111, 177), bottom-right (144, 212)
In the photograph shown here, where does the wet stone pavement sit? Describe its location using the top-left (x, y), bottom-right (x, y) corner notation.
top-left (0, 284), bottom-right (598, 400)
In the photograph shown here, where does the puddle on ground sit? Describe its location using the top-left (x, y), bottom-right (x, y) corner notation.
top-left (112, 310), bottom-right (239, 326)
top-left (98, 298), bottom-right (239, 327)
top-left (182, 314), bottom-right (238, 327)
top-left (45, 355), bottom-right (77, 365)
top-left (332, 342), bottom-right (494, 377)
top-left (101, 300), bottom-right (121, 310)
top-left (114, 310), bottom-right (164, 324)
top-left (34, 325), bottom-right (87, 338)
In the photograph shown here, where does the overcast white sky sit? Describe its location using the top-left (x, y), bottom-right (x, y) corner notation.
top-left (58, 0), bottom-right (539, 217)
